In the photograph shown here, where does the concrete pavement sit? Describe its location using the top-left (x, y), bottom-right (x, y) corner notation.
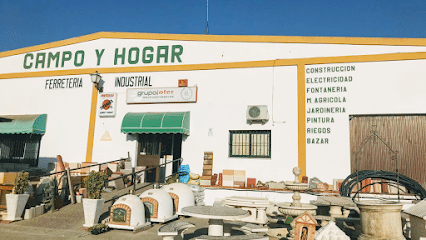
top-left (0, 183), bottom-right (212, 240)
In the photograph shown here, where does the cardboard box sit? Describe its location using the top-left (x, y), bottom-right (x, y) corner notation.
top-left (0, 172), bottom-right (19, 184)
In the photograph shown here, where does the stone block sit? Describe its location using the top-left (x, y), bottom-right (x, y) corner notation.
top-left (124, 161), bottom-right (133, 169)
top-left (107, 163), bottom-right (119, 172)
top-left (24, 208), bottom-right (35, 219)
top-left (108, 178), bottom-right (125, 190)
top-left (35, 205), bottom-right (42, 217)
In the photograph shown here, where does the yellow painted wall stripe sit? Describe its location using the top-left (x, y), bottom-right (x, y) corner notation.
top-left (297, 63), bottom-right (306, 180)
top-left (3, 45), bottom-right (426, 171)
top-left (2, 31), bottom-right (426, 58)
top-left (85, 84), bottom-right (98, 163)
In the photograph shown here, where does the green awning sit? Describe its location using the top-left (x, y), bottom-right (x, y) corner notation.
top-left (0, 114), bottom-right (47, 135)
top-left (121, 112), bottom-right (190, 135)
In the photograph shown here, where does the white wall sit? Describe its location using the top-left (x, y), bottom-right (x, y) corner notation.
top-left (3, 35), bottom-right (426, 183)
top-left (305, 60), bottom-right (426, 183)
top-left (0, 75), bottom-right (93, 167)
top-left (91, 65), bottom-right (298, 182)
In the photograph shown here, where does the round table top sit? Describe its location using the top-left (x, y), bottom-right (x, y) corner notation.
top-left (181, 205), bottom-right (249, 220)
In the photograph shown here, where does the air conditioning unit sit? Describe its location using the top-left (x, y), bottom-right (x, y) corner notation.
top-left (247, 105), bottom-right (269, 124)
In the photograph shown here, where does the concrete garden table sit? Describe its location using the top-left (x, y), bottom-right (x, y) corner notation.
top-left (181, 205), bottom-right (249, 236)
top-left (222, 196), bottom-right (272, 225)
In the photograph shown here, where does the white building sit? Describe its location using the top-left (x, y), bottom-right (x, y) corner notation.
top-left (1, 32), bottom-right (426, 184)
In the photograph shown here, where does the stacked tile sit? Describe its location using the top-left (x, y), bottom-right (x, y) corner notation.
top-left (247, 178), bottom-right (256, 188)
top-left (222, 169), bottom-right (234, 187)
top-left (233, 170), bottom-right (246, 188)
top-left (200, 152), bottom-right (213, 186)
top-left (218, 173), bottom-right (223, 186)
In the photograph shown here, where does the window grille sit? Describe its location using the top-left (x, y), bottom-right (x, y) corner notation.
top-left (0, 134), bottom-right (41, 166)
top-left (229, 130), bottom-right (271, 158)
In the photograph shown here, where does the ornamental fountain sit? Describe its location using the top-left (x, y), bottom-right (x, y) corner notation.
top-left (276, 167), bottom-right (317, 240)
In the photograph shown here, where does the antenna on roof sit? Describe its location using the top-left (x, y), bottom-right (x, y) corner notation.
top-left (206, 0), bottom-right (209, 34)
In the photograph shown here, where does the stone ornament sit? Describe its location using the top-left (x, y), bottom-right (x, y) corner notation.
top-left (315, 221), bottom-right (350, 240)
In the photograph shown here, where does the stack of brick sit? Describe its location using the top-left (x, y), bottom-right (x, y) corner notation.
top-left (200, 152), bottom-right (213, 186)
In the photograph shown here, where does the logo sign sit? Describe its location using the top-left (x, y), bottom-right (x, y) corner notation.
top-left (99, 92), bottom-right (117, 117)
top-left (127, 86), bottom-right (197, 104)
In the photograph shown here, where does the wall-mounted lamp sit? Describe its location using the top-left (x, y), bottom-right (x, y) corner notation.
top-left (90, 71), bottom-right (102, 92)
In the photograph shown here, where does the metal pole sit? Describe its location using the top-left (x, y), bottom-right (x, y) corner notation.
top-left (132, 167), bottom-right (136, 193)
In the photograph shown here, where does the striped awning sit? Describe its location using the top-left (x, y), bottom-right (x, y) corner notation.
top-left (121, 112), bottom-right (190, 135)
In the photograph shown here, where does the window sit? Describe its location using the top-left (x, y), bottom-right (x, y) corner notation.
top-left (229, 130), bottom-right (271, 158)
top-left (0, 134), bottom-right (41, 167)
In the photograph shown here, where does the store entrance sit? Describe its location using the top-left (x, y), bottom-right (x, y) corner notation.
top-left (137, 134), bottom-right (182, 182)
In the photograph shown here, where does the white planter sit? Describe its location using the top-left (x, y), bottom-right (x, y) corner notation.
top-left (6, 193), bottom-right (29, 221)
top-left (82, 198), bottom-right (105, 228)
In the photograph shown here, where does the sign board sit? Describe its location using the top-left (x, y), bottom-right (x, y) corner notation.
top-left (99, 92), bottom-right (117, 117)
top-left (126, 86), bottom-right (197, 104)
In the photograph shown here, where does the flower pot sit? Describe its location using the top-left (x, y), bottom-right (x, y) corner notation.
top-left (82, 198), bottom-right (105, 228)
top-left (6, 193), bottom-right (29, 221)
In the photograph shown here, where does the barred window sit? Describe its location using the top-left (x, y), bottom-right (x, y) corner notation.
top-left (229, 130), bottom-right (271, 158)
top-left (0, 134), bottom-right (41, 167)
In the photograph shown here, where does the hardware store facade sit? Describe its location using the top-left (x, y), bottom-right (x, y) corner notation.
top-left (2, 32), bottom-right (426, 185)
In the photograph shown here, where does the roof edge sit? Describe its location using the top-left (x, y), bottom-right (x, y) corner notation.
top-left (2, 32), bottom-right (426, 58)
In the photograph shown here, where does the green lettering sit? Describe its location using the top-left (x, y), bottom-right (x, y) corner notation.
top-left (114, 48), bottom-right (126, 65)
top-left (142, 47), bottom-right (154, 63)
top-left (74, 50), bottom-right (84, 67)
top-left (156, 46), bottom-right (169, 63)
top-left (61, 51), bottom-right (72, 67)
top-left (35, 53), bottom-right (46, 69)
top-left (47, 52), bottom-right (60, 68)
top-left (171, 45), bottom-right (183, 63)
top-left (95, 49), bottom-right (105, 66)
top-left (23, 53), bottom-right (33, 69)
top-left (128, 47), bottom-right (139, 64)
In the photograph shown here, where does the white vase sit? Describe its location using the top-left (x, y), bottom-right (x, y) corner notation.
top-left (82, 198), bottom-right (105, 228)
top-left (6, 193), bottom-right (29, 221)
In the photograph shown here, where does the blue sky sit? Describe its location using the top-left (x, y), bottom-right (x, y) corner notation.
top-left (1, 0), bottom-right (426, 52)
